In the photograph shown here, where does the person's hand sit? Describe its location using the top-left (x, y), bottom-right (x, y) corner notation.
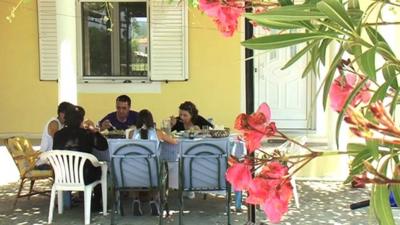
top-left (100, 119), bottom-right (113, 131)
top-left (84, 120), bottom-right (99, 133)
top-left (170, 116), bottom-right (177, 127)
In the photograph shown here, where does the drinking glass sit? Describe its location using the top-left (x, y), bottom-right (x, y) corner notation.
top-left (162, 119), bottom-right (171, 134)
top-left (202, 125), bottom-right (209, 138)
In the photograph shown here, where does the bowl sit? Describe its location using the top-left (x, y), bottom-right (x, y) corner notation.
top-left (209, 128), bottom-right (230, 138)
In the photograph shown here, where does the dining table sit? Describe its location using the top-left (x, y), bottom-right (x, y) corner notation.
top-left (92, 133), bottom-right (246, 189)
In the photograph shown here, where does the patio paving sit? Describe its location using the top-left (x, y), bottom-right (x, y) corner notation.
top-left (0, 179), bottom-right (389, 225)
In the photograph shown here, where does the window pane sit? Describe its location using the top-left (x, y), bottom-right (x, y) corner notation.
top-left (119, 2), bottom-right (148, 77)
top-left (82, 3), bottom-right (112, 76)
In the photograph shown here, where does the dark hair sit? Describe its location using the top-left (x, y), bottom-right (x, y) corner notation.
top-left (179, 101), bottom-right (199, 123)
top-left (136, 109), bottom-right (155, 139)
top-left (116, 95), bottom-right (131, 107)
top-left (64, 106), bottom-right (85, 128)
top-left (57, 102), bottom-right (73, 115)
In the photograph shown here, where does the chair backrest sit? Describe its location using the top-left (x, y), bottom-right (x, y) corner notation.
top-left (109, 139), bottom-right (160, 189)
top-left (278, 136), bottom-right (307, 155)
top-left (41, 150), bottom-right (100, 186)
top-left (180, 138), bottom-right (230, 191)
top-left (4, 137), bottom-right (37, 176)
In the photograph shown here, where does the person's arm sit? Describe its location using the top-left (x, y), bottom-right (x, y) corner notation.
top-left (52, 132), bottom-right (62, 150)
top-left (92, 132), bottom-right (108, 151)
top-left (48, 120), bottom-right (60, 138)
top-left (99, 114), bottom-right (113, 131)
top-left (157, 129), bottom-right (178, 144)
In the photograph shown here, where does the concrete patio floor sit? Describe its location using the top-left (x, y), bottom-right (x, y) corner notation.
top-left (0, 179), bottom-right (389, 225)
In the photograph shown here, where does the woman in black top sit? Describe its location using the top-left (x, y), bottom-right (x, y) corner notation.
top-left (53, 105), bottom-right (108, 211)
top-left (171, 101), bottom-right (214, 132)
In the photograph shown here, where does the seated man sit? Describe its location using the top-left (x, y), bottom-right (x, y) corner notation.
top-left (37, 101), bottom-right (73, 168)
top-left (99, 95), bottom-right (139, 131)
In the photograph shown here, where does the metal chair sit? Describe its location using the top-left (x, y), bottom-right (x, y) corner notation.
top-left (108, 139), bottom-right (168, 225)
top-left (41, 150), bottom-right (108, 225)
top-left (4, 136), bottom-right (53, 209)
top-left (178, 138), bottom-right (231, 225)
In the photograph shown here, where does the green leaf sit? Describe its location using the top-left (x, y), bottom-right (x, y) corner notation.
top-left (242, 33), bottom-right (328, 50)
top-left (372, 184), bottom-right (395, 225)
top-left (298, 21), bottom-right (317, 31)
top-left (358, 48), bottom-right (376, 81)
top-left (348, 0), bottom-right (363, 25)
top-left (348, 0), bottom-right (360, 9)
top-left (366, 139), bottom-right (380, 160)
top-left (382, 64), bottom-right (399, 89)
top-left (344, 146), bottom-right (372, 184)
top-left (370, 82), bottom-right (389, 103)
top-left (302, 60), bottom-right (314, 78)
top-left (254, 20), bottom-right (305, 29)
top-left (282, 40), bottom-right (319, 70)
top-left (322, 46), bottom-right (345, 110)
top-left (318, 39), bottom-right (331, 65)
top-left (278, 0), bottom-right (293, 6)
top-left (389, 89), bottom-right (399, 117)
top-left (376, 42), bottom-right (398, 63)
top-left (347, 143), bottom-right (368, 155)
top-left (335, 78), bottom-right (368, 148)
top-left (317, 0), bottom-right (354, 31)
top-left (245, 8), bottom-right (327, 22)
top-left (391, 163), bottom-right (400, 207)
top-left (365, 27), bottom-right (394, 55)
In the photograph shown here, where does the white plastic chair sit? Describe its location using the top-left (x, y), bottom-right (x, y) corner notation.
top-left (278, 136), bottom-right (307, 209)
top-left (41, 150), bottom-right (108, 225)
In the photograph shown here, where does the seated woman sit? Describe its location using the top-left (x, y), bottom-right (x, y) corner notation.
top-left (170, 101), bottom-right (214, 132)
top-left (130, 109), bottom-right (178, 216)
top-left (53, 105), bottom-right (108, 211)
top-left (132, 109), bottom-right (178, 144)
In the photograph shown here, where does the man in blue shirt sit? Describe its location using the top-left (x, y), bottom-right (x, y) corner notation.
top-left (99, 95), bottom-right (139, 131)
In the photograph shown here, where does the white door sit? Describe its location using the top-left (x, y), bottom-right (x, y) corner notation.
top-left (254, 29), bottom-right (314, 129)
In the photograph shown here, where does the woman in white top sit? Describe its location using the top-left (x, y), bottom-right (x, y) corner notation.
top-left (40, 102), bottom-right (74, 152)
top-left (130, 109), bottom-right (177, 216)
top-left (37, 102), bottom-right (73, 168)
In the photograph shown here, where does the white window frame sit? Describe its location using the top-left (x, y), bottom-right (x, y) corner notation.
top-left (76, 0), bottom-right (150, 83)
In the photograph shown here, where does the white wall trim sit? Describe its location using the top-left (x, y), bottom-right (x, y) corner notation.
top-left (78, 82), bottom-right (161, 93)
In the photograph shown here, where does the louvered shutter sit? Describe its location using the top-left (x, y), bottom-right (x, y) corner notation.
top-left (149, 0), bottom-right (188, 81)
top-left (37, 0), bottom-right (58, 81)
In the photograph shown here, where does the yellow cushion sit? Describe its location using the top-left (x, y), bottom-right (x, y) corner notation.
top-left (25, 169), bottom-right (53, 178)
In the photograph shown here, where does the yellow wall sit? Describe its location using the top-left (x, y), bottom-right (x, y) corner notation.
top-left (0, 2), bottom-right (242, 134)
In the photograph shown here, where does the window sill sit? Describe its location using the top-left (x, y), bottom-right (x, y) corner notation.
top-left (77, 82), bottom-right (161, 94)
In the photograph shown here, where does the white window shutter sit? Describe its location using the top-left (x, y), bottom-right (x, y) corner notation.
top-left (37, 0), bottom-right (58, 81)
top-left (150, 0), bottom-right (188, 81)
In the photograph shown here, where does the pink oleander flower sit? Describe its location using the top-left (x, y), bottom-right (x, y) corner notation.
top-left (263, 179), bottom-right (293, 224)
top-left (225, 162), bottom-right (252, 191)
top-left (244, 162), bottom-right (293, 224)
top-left (260, 161), bottom-right (288, 179)
top-left (235, 103), bottom-right (276, 153)
top-left (246, 177), bottom-right (270, 205)
top-left (199, 0), bottom-right (244, 37)
top-left (329, 73), bottom-right (371, 112)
